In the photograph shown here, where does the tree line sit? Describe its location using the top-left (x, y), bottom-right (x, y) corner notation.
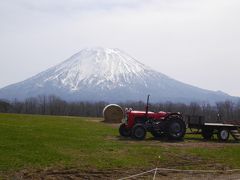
top-left (0, 95), bottom-right (240, 122)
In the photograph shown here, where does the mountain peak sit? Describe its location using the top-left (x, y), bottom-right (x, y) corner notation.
top-left (34, 47), bottom-right (154, 91)
top-left (68, 47), bottom-right (145, 68)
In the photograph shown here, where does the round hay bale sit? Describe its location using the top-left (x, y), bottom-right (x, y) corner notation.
top-left (103, 104), bottom-right (124, 123)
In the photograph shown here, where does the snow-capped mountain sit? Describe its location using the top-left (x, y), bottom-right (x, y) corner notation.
top-left (0, 48), bottom-right (238, 103)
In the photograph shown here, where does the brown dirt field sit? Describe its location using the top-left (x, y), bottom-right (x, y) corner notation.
top-left (106, 135), bottom-right (240, 149)
top-left (5, 168), bottom-right (240, 180)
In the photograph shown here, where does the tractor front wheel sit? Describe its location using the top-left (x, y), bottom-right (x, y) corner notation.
top-left (132, 124), bottom-right (146, 140)
top-left (119, 123), bottom-right (131, 137)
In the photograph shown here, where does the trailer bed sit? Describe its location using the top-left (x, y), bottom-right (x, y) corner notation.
top-left (185, 115), bottom-right (240, 141)
top-left (204, 123), bottom-right (236, 127)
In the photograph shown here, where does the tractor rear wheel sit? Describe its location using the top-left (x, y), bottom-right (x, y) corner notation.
top-left (119, 123), bottom-right (131, 137)
top-left (132, 124), bottom-right (146, 140)
top-left (166, 117), bottom-right (186, 140)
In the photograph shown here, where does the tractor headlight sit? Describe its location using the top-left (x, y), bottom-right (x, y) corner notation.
top-left (122, 118), bottom-right (127, 124)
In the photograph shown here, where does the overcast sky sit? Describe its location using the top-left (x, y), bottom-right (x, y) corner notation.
top-left (1, 0), bottom-right (240, 96)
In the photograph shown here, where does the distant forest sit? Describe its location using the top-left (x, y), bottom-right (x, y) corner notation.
top-left (0, 95), bottom-right (240, 122)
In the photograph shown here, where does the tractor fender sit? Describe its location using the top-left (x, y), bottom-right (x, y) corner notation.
top-left (165, 113), bottom-right (183, 120)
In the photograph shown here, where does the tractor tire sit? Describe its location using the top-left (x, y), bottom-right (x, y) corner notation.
top-left (217, 128), bottom-right (229, 141)
top-left (150, 131), bottom-right (163, 138)
top-left (119, 123), bottom-right (131, 137)
top-left (202, 128), bottom-right (213, 140)
top-left (166, 117), bottom-right (186, 140)
top-left (131, 124), bottom-right (146, 140)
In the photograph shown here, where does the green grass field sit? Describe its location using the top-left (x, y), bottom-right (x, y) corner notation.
top-left (0, 113), bottom-right (240, 177)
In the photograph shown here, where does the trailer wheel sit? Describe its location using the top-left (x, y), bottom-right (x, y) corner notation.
top-left (119, 123), bottom-right (131, 137)
top-left (217, 129), bottom-right (229, 141)
top-left (132, 124), bottom-right (146, 140)
top-left (166, 117), bottom-right (186, 140)
top-left (202, 128), bottom-right (213, 140)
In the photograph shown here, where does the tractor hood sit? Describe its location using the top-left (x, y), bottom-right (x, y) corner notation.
top-left (127, 110), bottom-right (168, 119)
top-left (130, 111), bottom-right (155, 114)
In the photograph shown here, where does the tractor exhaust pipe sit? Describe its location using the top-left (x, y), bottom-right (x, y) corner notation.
top-left (145, 94), bottom-right (150, 117)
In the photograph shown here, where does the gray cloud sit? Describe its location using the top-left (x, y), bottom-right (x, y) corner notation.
top-left (0, 0), bottom-right (240, 96)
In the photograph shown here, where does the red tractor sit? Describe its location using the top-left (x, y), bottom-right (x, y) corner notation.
top-left (119, 95), bottom-right (186, 140)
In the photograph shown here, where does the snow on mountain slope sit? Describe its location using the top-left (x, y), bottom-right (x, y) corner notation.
top-left (0, 48), bottom-right (238, 103)
top-left (34, 47), bottom-right (157, 90)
